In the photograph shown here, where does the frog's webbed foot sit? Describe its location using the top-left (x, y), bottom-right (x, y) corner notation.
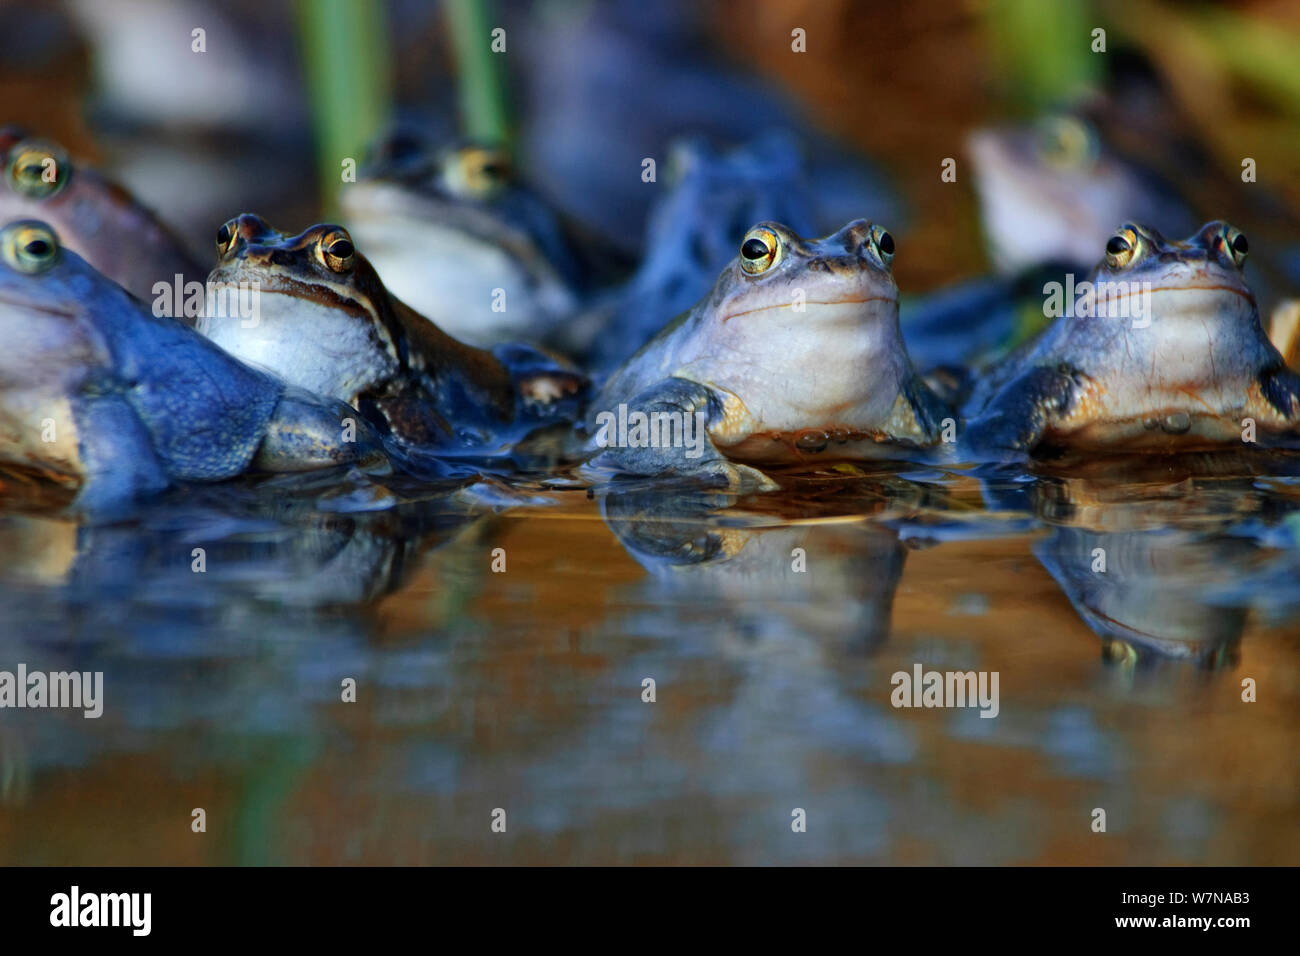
top-left (254, 388), bottom-right (391, 474)
top-left (961, 364), bottom-right (1080, 460)
top-left (587, 376), bottom-right (778, 491)
top-left (693, 458), bottom-right (780, 492)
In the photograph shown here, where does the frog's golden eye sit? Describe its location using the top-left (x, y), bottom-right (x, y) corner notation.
top-left (0, 221), bottom-right (60, 273)
top-left (870, 224), bottom-right (895, 263)
top-left (450, 146), bottom-right (511, 199)
top-left (215, 218), bottom-right (240, 258)
top-left (1035, 116), bottom-right (1098, 169)
top-left (1222, 224), bottom-right (1249, 269)
top-left (740, 227), bottom-right (780, 275)
top-left (1104, 227), bottom-right (1138, 269)
top-left (319, 230), bottom-right (355, 273)
top-left (5, 142), bottom-right (70, 199)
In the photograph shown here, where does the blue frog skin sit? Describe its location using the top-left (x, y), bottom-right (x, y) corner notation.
top-left (199, 214), bottom-right (589, 457)
top-left (0, 219), bottom-right (389, 511)
top-left (963, 221), bottom-right (1300, 458)
top-left (584, 132), bottom-right (822, 372)
top-left (0, 129), bottom-right (206, 308)
top-left (339, 135), bottom-right (588, 346)
top-left (587, 219), bottom-right (951, 489)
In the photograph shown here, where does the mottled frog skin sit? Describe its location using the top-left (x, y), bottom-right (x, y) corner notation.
top-left (0, 220), bottom-right (388, 511)
top-left (200, 214), bottom-right (587, 455)
top-left (587, 219), bottom-right (951, 488)
top-left (964, 221), bottom-right (1300, 457)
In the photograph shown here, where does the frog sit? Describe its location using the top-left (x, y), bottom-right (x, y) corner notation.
top-left (962, 221), bottom-right (1300, 458)
top-left (0, 128), bottom-right (207, 308)
top-left (199, 214), bottom-right (587, 456)
top-left (966, 114), bottom-right (1197, 277)
top-left (967, 112), bottom-right (1300, 358)
top-left (338, 134), bottom-right (588, 346)
top-left (0, 219), bottom-right (390, 512)
top-left (582, 132), bottom-right (822, 372)
top-left (584, 219), bottom-right (952, 488)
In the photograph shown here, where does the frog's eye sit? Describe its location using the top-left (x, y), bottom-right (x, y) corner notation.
top-left (215, 218), bottom-right (241, 258)
top-left (1104, 227), bottom-right (1138, 269)
top-left (5, 142), bottom-right (70, 199)
top-left (451, 146), bottom-right (511, 198)
top-left (0, 221), bottom-right (60, 273)
top-left (1035, 116), bottom-right (1098, 169)
top-left (1222, 224), bottom-right (1249, 269)
top-left (740, 227), bottom-right (780, 275)
top-left (319, 230), bottom-right (355, 273)
top-left (870, 224), bottom-right (895, 263)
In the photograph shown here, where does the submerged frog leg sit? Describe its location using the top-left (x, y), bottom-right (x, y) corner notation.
top-left (962, 364), bottom-right (1080, 458)
top-left (72, 390), bottom-right (171, 510)
top-left (589, 376), bottom-right (777, 491)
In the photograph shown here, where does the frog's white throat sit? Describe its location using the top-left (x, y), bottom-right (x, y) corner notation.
top-left (197, 290), bottom-right (399, 403)
top-left (682, 298), bottom-right (913, 431)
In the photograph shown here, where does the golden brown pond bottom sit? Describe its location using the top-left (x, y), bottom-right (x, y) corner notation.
top-left (0, 466), bottom-right (1297, 865)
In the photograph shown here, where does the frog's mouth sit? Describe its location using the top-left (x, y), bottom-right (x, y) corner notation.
top-left (0, 293), bottom-right (78, 320)
top-left (1093, 283), bottom-right (1257, 309)
top-left (721, 295), bottom-right (895, 323)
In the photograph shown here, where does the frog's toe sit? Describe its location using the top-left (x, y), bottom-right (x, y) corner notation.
top-left (254, 388), bottom-right (391, 474)
top-left (698, 459), bottom-right (779, 493)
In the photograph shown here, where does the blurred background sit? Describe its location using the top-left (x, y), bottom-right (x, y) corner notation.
top-left (6, 0), bottom-right (1300, 289)
top-left (2, 0), bottom-right (1299, 866)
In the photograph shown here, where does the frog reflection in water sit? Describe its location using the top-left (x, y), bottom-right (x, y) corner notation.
top-left (0, 129), bottom-right (205, 307)
top-left (1027, 472), bottom-right (1273, 669)
top-left (199, 214), bottom-right (587, 455)
top-left (0, 220), bottom-right (388, 511)
top-left (600, 485), bottom-right (907, 653)
top-left (587, 219), bottom-right (952, 489)
top-left (964, 222), bottom-right (1300, 458)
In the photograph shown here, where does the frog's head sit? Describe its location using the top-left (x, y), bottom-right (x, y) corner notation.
top-left (967, 115), bottom-right (1183, 273)
top-left (1083, 220), bottom-right (1256, 335)
top-left (702, 218), bottom-right (899, 333)
top-left (207, 213), bottom-right (391, 313)
top-left (344, 136), bottom-right (560, 254)
top-left (338, 137), bottom-right (580, 341)
top-left (202, 214), bottom-right (405, 404)
top-left (0, 219), bottom-right (116, 388)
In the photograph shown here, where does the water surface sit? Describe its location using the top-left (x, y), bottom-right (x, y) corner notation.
top-left (0, 459), bottom-right (1297, 864)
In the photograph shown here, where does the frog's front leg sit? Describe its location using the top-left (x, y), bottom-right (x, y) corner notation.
top-left (961, 364), bottom-right (1081, 459)
top-left (588, 376), bottom-right (777, 491)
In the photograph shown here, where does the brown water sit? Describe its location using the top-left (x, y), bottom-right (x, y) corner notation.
top-left (0, 460), bottom-right (1298, 865)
